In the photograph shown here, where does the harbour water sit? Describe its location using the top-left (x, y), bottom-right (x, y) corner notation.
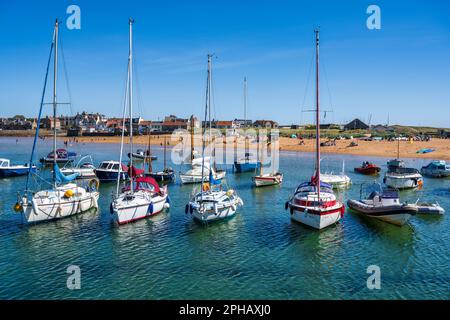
top-left (0, 137), bottom-right (449, 299)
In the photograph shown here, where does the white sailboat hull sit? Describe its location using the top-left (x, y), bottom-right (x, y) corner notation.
top-left (22, 185), bottom-right (99, 223)
top-left (112, 190), bottom-right (168, 225)
top-left (290, 210), bottom-right (342, 230)
top-left (180, 170), bottom-right (226, 184)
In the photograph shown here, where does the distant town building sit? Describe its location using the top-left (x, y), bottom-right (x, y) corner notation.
top-left (40, 116), bottom-right (61, 130)
top-left (344, 118), bottom-right (369, 131)
top-left (212, 120), bottom-right (233, 129)
top-left (232, 119), bottom-right (253, 128)
top-left (253, 120), bottom-right (278, 129)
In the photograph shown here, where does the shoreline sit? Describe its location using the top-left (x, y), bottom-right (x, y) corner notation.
top-left (3, 134), bottom-right (449, 161)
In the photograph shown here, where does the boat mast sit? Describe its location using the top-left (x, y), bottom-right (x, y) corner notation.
top-left (52, 19), bottom-right (59, 188)
top-left (147, 128), bottom-right (152, 173)
top-left (244, 77), bottom-right (249, 163)
top-left (315, 29), bottom-right (321, 198)
top-left (200, 54), bottom-right (212, 199)
top-left (129, 18), bottom-right (134, 193)
top-left (163, 135), bottom-right (167, 169)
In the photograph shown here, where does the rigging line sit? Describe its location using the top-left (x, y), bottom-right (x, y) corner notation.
top-left (132, 42), bottom-right (144, 124)
top-left (321, 52), bottom-right (334, 123)
top-left (58, 35), bottom-right (73, 115)
top-left (25, 40), bottom-right (54, 192)
top-left (300, 44), bottom-right (315, 125)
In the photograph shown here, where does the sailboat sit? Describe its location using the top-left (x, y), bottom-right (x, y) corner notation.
top-left (146, 135), bottom-right (175, 182)
top-left (285, 29), bottom-right (345, 230)
top-left (234, 77), bottom-right (260, 173)
top-left (110, 19), bottom-right (169, 225)
top-left (252, 133), bottom-right (283, 187)
top-left (16, 20), bottom-right (99, 223)
top-left (320, 160), bottom-right (351, 188)
top-left (186, 54), bottom-right (243, 223)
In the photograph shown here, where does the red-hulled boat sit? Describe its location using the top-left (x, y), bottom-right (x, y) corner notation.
top-left (354, 162), bottom-right (381, 175)
top-left (285, 29), bottom-right (345, 230)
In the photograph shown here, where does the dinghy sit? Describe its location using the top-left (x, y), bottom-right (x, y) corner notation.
top-left (0, 158), bottom-right (36, 177)
top-left (127, 148), bottom-right (157, 161)
top-left (110, 19), bottom-right (169, 225)
top-left (186, 54), bottom-right (243, 223)
top-left (347, 184), bottom-right (417, 226)
top-left (285, 30), bottom-right (345, 230)
top-left (354, 161), bottom-right (381, 175)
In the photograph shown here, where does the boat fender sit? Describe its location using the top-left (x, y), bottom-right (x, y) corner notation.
top-left (147, 203), bottom-right (154, 214)
top-left (32, 200), bottom-right (39, 216)
top-left (190, 205), bottom-right (194, 214)
top-left (166, 196), bottom-right (171, 204)
top-left (88, 178), bottom-right (100, 191)
top-left (290, 206), bottom-right (294, 215)
top-left (64, 189), bottom-right (74, 198)
top-left (13, 202), bottom-right (23, 212)
top-left (340, 205), bottom-right (345, 217)
top-left (91, 195), bottom-right (98, 209)
top-left (284, 201), bottom-right (289, 210)
top-left (185, 204), bottom-right (189, 214)
top-left (110, 203), bottom-right (114, 214)
top-left (164, 202), bottom-right (170, 209)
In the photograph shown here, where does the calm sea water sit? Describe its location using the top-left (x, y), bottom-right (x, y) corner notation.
top-left (0, 136), bottom-right (449, 299)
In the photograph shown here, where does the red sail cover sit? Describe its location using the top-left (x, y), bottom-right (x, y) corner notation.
top-left (135, 177), bottom-right (160, 193)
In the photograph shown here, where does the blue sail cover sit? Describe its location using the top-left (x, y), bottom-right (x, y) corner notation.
top-left (54, 164), bottom-right (79, 183)
top-left (209, 171), bottom-right (221, 185)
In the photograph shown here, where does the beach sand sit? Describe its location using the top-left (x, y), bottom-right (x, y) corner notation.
top-left (65, 135), bottom-right (450, 161)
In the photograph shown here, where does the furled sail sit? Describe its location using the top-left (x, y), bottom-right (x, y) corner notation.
top-left (54, 164), bottom-right (79, 183)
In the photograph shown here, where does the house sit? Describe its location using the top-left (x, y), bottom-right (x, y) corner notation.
top-left (232, 119), bottom-right (253, 128)
top-left (344, 118), bottom-right (369, 131)
top-left (40, 116), bottom-right (61, 130)
top-left (212, 120), bottom-right (233, 129)
top-left (253, 120), bottom-right (278, 129)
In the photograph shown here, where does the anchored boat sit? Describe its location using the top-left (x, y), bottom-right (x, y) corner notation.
top-left (0, 158), bottom-right (36, 177)
top-left (186, 54), bottom-right (243, 223)
top-left (252, 133), bottom-right (283, 187)
top-left (347, 184), bottom-right (417, 226)
top-left (17, 20), bottom-right (99, 223)
top-left (354, 161), bottom-right (381, 175)
top-left (420, 160), bottom-right (450, 178)
top-left (95, 160), bottom-right (128, 182)
top-left (39, 148), bottom-right (76, 165)
top-left (285, 29), bottom-right (345, 230)
top-left (60, 155), bottom-right (96, 179)
top-left (110, 19), bottom-right (169, 225)
top-left (384, 167), bottom-right (423, 189)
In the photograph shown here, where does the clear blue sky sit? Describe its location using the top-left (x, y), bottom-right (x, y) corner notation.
top-left (0, 0), bottom-right (449, 127)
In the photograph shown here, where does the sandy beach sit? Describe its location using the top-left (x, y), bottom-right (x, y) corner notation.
top-left (61, 135), bottom-right (450, 161)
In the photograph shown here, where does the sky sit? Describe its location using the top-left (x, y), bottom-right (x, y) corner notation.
top-left (0, 0), bottom-right (449, 127)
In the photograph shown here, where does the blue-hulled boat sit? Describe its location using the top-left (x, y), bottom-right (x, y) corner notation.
top-left (95, 160), bottom-right (128, 182)
top-left (234, 153), bottom-right (261, 173)
top-left (0, 158), bottom-right (36, 177)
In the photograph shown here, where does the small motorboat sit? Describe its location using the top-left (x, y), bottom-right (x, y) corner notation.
top-left (60, 155), bottom-right (97, 179)
top-left (180, 158), bottom-right (226, 184)
top-left (354, 161), bottom-right (381, 175)
top-left (127, 149), bottom-right (157, 161)
top-left (40, 148), bottom-right (77, 165)
top-left (421, 160), bottom-right (450, 178)
top-left (384, 167), bottom-right (423, 189)
top-left (252, 172), bottom-right (283, 187)
top-left (347, 184), bottom-right (417, 226)
top-left (414, 202), bottom-right (445, 215)
top-left (321, 172), bottom-right (351, 188)
top-left (95, 160), bottom-right (128, 182)
top-left (0, 158), bottom-right (36, 177)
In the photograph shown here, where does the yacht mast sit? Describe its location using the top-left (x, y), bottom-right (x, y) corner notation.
top-left (315, 29), bottom-right (321, 199)
top-left (129, 18), bottom-right (134, 193)
top-left (200, 54), bottom-right (212, 198)
top-left (52, 20), bottom-right (59, 188)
